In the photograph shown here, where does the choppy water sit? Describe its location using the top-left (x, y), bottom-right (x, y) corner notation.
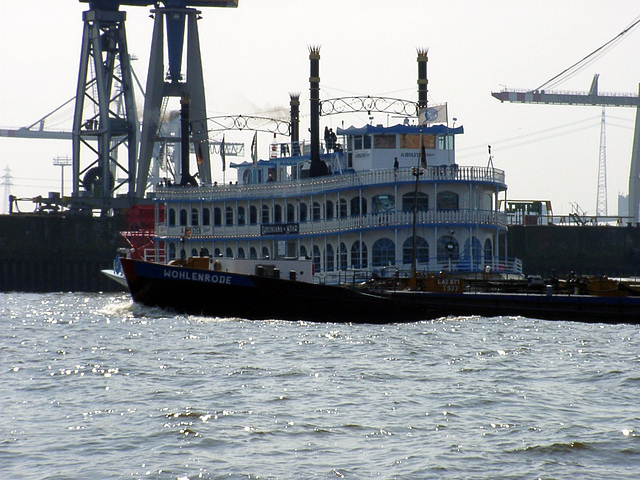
top-left (1, 292), bottom-right (639, 479)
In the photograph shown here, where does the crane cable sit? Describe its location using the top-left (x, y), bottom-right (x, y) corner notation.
top-left (533, 15), bottom-right (640, 92)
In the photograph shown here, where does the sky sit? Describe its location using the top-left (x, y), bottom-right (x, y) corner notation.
top-left (1, 0), bottom-right (640, 216)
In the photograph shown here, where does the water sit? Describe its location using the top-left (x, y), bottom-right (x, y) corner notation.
top-left (1, 292), bottom-right (639, 480)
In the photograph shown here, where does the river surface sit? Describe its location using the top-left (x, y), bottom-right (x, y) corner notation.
top-left (1, 292), bottom-right (639, 479)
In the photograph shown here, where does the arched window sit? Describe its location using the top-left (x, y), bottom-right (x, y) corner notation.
top-left (275, 204), bottom-right (283, 223)
top-left (372, 238), bottom-right (395, 267)
top-left (225, 206), bottom-right (233, 226)
top-left (437, 235), bottom-right (459, 262)
top-left (312, 245), bottom-right (321, 273)
top-left (287, 203), bottom-right (295, 222)
top-left (461, 237), bottom-right (483, 270)
top-left (214, 207), bottom-right (222, 226)
top-left (237, 247), bottom-right (246, 259)
top-left (372, 194), bottom-right (395, 213)
top-left (339, 198), bottom-right (348, 218)
top-left (402, 236), bottom-right (429, 265)
top-left (351, 241), bottom-right (368, 268)
top-left (262, 246), bottom-right (270, 259)
top-left (437, 191), bottom-right (459, 211)
top-left (350, 197), bottom-right (360, 216)
top-left (339, 242), bottom-right (348, 270)
top-left (226, 247), bottom-right (233, 258)
top-left (300, 203), bottom-right (308, 222)
top-left (214, 247), bottom-right (222, 257)
top-left (191, 208), bottom-right (199, 226)
top-left (200, 247), bottom-right (210, 256)
top-left (249, 205), bottom-right (258, 224)
top-left (191, 248), bottom-right (198, 257)
top-left (326, 200), bottom-right (334, 220)
top-left (238, 206), bottom-right (246, 226)
top-left (325, 244), bottom-right (334, 271)
top-left (179, 208), bottom-right (187, 226)
top-left (202, 208), bottom-right (211, 226)
top-left (250, 247), bottom-right (258, 259)
top-left (300, 245), bottom-right (308, 259)
top-left (402, 192), bottom-right (428, 212)
top-left (484, 238), bottom-right (493, 264)
top-left (262, 205), bottom-right (270, 224)
top-left (168, 208), bottom-right (176, 226)
top-left (312, 202), bottom-right (321, 221)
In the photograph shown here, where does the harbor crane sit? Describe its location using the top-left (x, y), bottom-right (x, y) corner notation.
top-left (71, 0), bottom-right (238, 212)
top-left (492, 75), bottom-right (640, 222)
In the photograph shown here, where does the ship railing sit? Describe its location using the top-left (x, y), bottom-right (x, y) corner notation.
top-left (157, 209), bottom-right (509, 239)
top-left (153, 166), bottom-right (506, 201)
top-left (313, 256), bottom-right (524, 285)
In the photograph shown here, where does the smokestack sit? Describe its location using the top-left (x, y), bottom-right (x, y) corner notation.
top-left (309, 46), bottom-right (327, 177)
top-left (180, 95), bottom-right (193, 186)
top-left (290, 93), bottom-right (300, 156)
top-left (417, 48), bottom-right (428, 109)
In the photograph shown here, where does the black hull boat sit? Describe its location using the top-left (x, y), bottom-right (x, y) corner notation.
top-left (120, 258), bottom-right (640, 324)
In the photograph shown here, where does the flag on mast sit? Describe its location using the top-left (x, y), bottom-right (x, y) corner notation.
top-left (196, 142), bottom-right (204, 165)
top-left (251, 132), bottom-right (258, 167)
top-left (220, 135), bottom-right (226, 172)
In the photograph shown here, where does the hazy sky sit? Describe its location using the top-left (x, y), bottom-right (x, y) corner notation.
top-left (1, 0), bottom-right (640, 216)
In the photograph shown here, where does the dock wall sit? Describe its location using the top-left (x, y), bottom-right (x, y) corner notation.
top-left (507, 225), bottom-right (640, 277)
top-left (0, 214), bottom-right (124, 292)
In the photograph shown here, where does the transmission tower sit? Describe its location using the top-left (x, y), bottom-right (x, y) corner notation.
top-left (596, 107), bottom-right (608, 216)
top-left (2, 166), bottom-right (12, 214)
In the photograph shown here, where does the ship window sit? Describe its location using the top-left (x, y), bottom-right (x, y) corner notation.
top-left (287, 203), bottom-right (295, 222)
top-left (325, 244), bottom-right (334, 271)
top-left (225, 206), bottom-right (233, 225)
top-left (250, 247), bottom-right (258, 259)
top-left (400, 134), bottom-right (420, 149)
top-left (226, 247), bottom-right (233, 257)
top-left (168, 208), bottom-right (176, 226)
top-left (326, 200), bottom-right (334, 220)
top-left (373, 194), bottom-right (395, 214)
top-left (350, 197), bottom-right (360, 216)
top-left (437, 191), bottom-right (459, 211)
top-left (484, 238), bottom-right (493, 263)
top-left (250, 205), bottom-right (258, 224)
top-left (168, 243), bottom-right (176, 260)
top-left (402, 192), bottom-right (428, 212)
top-left (238, 247), bottom-right (245, 259)
top-left (191, 208), bottom-right (199, 226)
top-left (339, 242), bottom-right (348, 270)
top-left (179, 208), bottom-right (187, 226)
top-left (437, 235), bottom-right (459, 262)
top-left (402, 237), bottom-right (429, 265)
top-left (262, 205), bottom-right (270, 223)
top-left (354, 136), bottom-right (363, 150)
top-left (461, 237), bottom-right (483, 270)
top-left (313, 245), bottom-right (321, 273)
top-left (200, 247), bottom-right (210, 256)
top-left (203, 208), bottom-right (211, 226)
top-left (373, 134), bottom-right (396, 149)
top-left (312, 202), bottom-right (321, 221)
top-left (262, 246), bottom-right (270, 259)
top-left (275, 204), bottom-right (283, 223)
top-left (214, 247), bottom-right (222, 257)
top-left (351, 241), bottom-right (368, 269)
top-left (300, 203), bottom-right (308, 222)
top-left (191, 248), bottom-right (198, 257)
top-left (214, 207), bottom-right (222, 226)
top-left (238, 206), bottom-right (246, 226)
top-left (300, 245), bottom-right (308, 259)
top-left (364, 135), bottom-right (371, 149)
top-left (339, 199), bottom-right (347, 218)
top-left (372, 238), bottom-right (395, 267)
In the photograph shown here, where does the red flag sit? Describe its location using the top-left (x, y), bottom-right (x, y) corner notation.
top-left (196, 142), bottom-right (204, 165)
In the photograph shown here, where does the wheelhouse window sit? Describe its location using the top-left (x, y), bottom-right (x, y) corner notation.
top-left (373, 134), bottom-right (395, 149)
